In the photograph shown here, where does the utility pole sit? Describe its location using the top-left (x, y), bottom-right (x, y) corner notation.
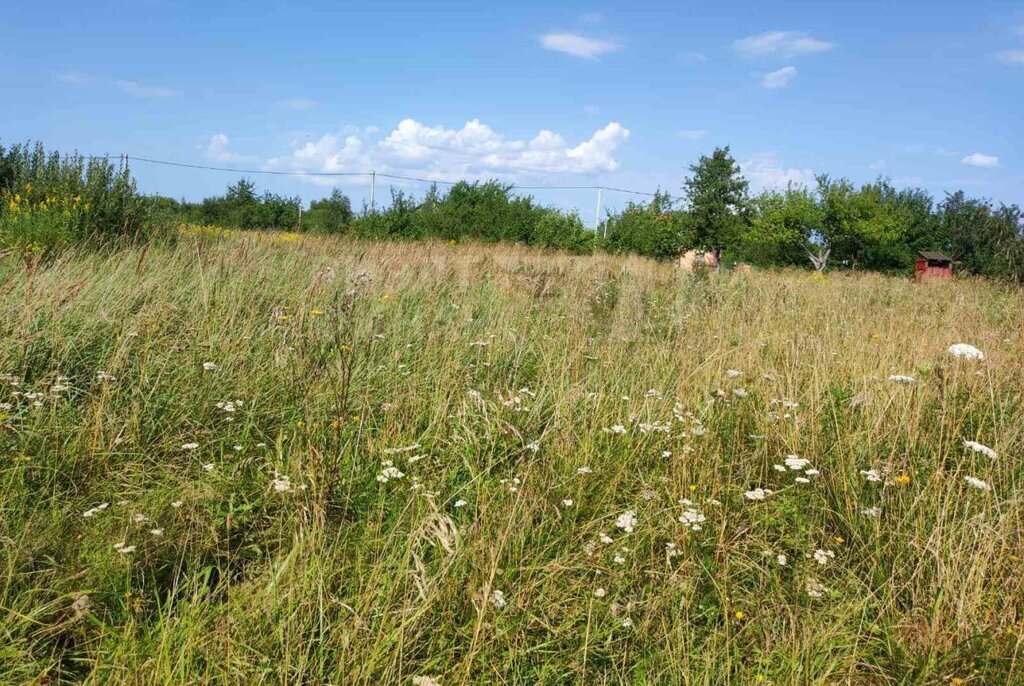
top-left (594, 187), bottom-right (603, 235)
top-left (369, 170), bottom-right (376, 214)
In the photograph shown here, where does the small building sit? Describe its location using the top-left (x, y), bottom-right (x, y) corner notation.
top-left (914, 251), bottom-right (953, 281)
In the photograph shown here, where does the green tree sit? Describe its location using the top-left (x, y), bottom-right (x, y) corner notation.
top-left (683, 146), bottom-right (749, 264)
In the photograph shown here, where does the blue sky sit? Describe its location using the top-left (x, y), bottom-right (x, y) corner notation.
top-left (3, 0), bottom-right (1022, 220)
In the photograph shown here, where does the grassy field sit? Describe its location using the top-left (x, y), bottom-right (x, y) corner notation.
top-left (1, 229), bottom-right (1022, 684)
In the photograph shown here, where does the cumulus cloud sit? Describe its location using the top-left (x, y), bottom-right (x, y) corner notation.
top-left (205, 134), bottom-right (253, 164)
top-left (760, 66), bottom-right (797, 89)
top-left (540, 32), bottom-right (621, 59)
top-left (733, 31), bottom-right (833, 58)
top-left (995, 49), bottom-right (1024, 65)
top-left (115, 79), bottom-right (177, 98)
top-left (741, 153), bottom-right (816, 191)
top-left (268, 118), bottom-right (631, 183)
top-left (961, 152), bottom-right (999, 168)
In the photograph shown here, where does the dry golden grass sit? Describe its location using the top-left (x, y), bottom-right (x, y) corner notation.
top-left (0, 231), bottom-right (1022, 684)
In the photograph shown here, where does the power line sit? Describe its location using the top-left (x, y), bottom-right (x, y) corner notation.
top-left (125, 154), bottom-right (680, 200)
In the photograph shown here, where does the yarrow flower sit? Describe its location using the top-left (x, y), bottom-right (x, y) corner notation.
top-left (964, 476), bottom-right (991, 491)
top-left (454, 499), bottom-right (467, 508)
top-left (82, 503), bottom-right (109, 518)
top-left (861, 506), bottom-right (882, 517)
top-left (594, 587), bottom-right (607, 598)
top-left (726, 370), bottom-right (742, 379)
top-left (963, 440), bottom-right (997, 460)
top-left (202, 362), bottom-right (218, 372)
top-left (490, 589), bottom-right (507, 610)
top-left (412, 676), bottom-right (441, 686)
top-left (615, 510), bottom-right (637, 533)
top-left (948, 343), bottom-right (984, 361)
top-left (271, 472), bottom-right (294, 493)
top-left (181, 442), bottom-right (199, 451)
top-left (888, 375), bottom-right (916, 385)
top-left (605, 424), bottom-right (627, 435)
top-left (860, 469), bottom-right (882, 483)
top-left (812, 549), bottom-right (835, 565)
top-left (678, 508), bottom-right (706, 531)
top-left (376, 460), bottom-right (405, 483)
top-left (805, 578), bottom-right (827, 598)
top-left (784, 455), bottom-right (811, 471)
top-left (577, 466), bottom-right (593, 475)
top-left (744, 488), bottom-right (771, 501)
top-left (113, 542), bottom-right (136, 554)
top-left (777, 554), bottom-right (788, 566)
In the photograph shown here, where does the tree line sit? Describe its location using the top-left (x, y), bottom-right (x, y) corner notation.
top-left (4, 142), bottom-right (1021, 281)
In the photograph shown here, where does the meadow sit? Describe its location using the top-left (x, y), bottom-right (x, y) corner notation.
top-left (1, 228), bottom-right (1022, 684)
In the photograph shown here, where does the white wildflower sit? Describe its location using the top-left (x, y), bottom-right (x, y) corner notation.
top-left (132, 513), bottom-right (149, 523)
top-left (181, 442), bottom-right (199, 451)
top-left (149, 528), bottom-right (164, 536)
top-left (112, 542), bottom-right (136, 554)
top-left (744, 488), bottom-right (771, 501)
top-left (606, 424), bottom-right (627, 435)
top-left (888, 375), bottom-right (916, 385)
top-left (202, 463), bottom-right (215, 472)
top-left (678, 508), bottom-right (706, 531)
top-left (784, 455), bottom-right (810, 471)
top-left (171, 500), bottom-right (184, 508)
top-left (594, 587), bottom-right (607, 598)
top-left (813, 549), bottom-right (835, 565)
top-left (777, 553), bottom-right (788, 566)
top-left (577, 466), bottom-right (593, 475)
top-left (732, 388), bottom-right (748, 398)
top-left (860, 469), bottom-right (882, 483)
top-left (599, 533), bottom-right (614, 544)
top-left (615, 510), bottom-right (637, 533)
top-left (773, 464), bottom-right (787, 472)
top-left (621, 617), bottom-right (633, 628)
top-left (454, 499), bottom-right (467, 508)
top-left (613, 554), bottom-right (626, 564)
top-left (964, 476), bottom-right (991, 491)
top-left (861, 506), bottom-right (882, 517)
top-left (82, 503), bottom-right (109, 518)
top-left (96, 370), bottom-right (116, 382)
top-left (271, 473), bottom-right (294, 493)
top-left (412, 677), bottom-right (441, 686)
top-left (805, 578), bottom-right (827, 598)
top-left (490, 589), bottom-right (507, 610)
top-left (202, 362), bottom-right (218, 371)
top-left (948, 343), bottom-right (984, 360)
top-left (794, 477), bottom-right (810, 484)
top-left (963, 440), bottom-right (997, 460)
top-left (726, 370), bottom-right (742, 379)
top-left (562, 499), bottom-right (574, 507)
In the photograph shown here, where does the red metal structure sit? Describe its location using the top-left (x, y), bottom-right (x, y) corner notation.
top-left (915, 251), bottom-right (953, 281)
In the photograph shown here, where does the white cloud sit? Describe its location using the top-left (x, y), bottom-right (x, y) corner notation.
top-left (961, 152), bottom-right (999, 168)
top-left (995, 49), bottom-right (1024, 65)
top-left (741, 153), bottom-right (816, 191)
top-left (267, 118), bottom-right (631, 183)
top-left (205, 134), bottom-right (253, 164)
top-left (679, 129), bottom-right (708, 140)
top-left (56, 71), bottom-right (90, 86)
top-left (681, 51), bottom-right (708, 63)
top-left (281, 98), bottom-right (315, 110)
top-left (115, 79), bottom-right (177, 98)
top-left (760, 66), bottom-right (797, 89)
top-left (733, 31), bottom-right (834, 58)
top-left (540, 32), bottom-right (621, 59)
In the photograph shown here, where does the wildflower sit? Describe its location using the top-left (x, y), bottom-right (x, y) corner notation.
top-left (171, 500), bottom-right (184, 508)
top-left (861, 506), bottom-right (882, 517)
top-left (454, 499), bottom-right (467, 508)
top-left (96, 370), bottom-right (116, 382)
top-left (113, 542), bottom-right (136, 554)
top-left (149, 528), bottom-right (164, 536)
top-left (132, 513), bottom-right (149, 523)
top-left (860, 469), bottom-right (882, 483)
top-left (678, 508), bottom-right (706, 531)
top-left (376, 460), bottom-right (405, 483)
top-left (490, 589), bottom-right (507, 610)
top-left (233, 445), bottom-right (243, 452)
top-left (744, 488), bottom-right (771, 501)
top-left (202, 463), bottom-right (215, 472)
top-left (662, 450), bottom-right (672, 458)
top-left (621, 617), bottom-right (633, 628)
top-left (309, 308), bottom-right (324, 316)
top-left (202, 362), bottom-right (218, 372)
top-left (888, 375), bottom-right (916, 385)
top-left (666, 542), bottom-right (680, 558)
top-left (734, 611), bottom-right (744, 620)
top-left (605, 424), bottom-right (627, 435)
top-left (794, 477), bottom-right (810, 484)
top-left (577, 466), bottom-right (593, 475)
top-left (804, 468), bottom-right (820, 476)
top-left (964, 476), bottom-right (991, 491)
top-left (963, 440), bottom-right (997, 460)
top-left (412, 677), bottom-right (441, 686)
top-left (181, 442), bottom-right (199, 451)
top-left (726, 370), bottom-right (742, 379)
top-left (525, 441), bottom-right (541, 453)
top-left (615, 510), bottom-right (637, 533)
top-left (813, 549), bottom-right (835, 565)
top-left (82, 503), bottom-right (109, 518)
top-left (271, 473), bottom-right (294, 493)
top-left (784, 455), bottom-right (810, 471)
top-left (732, 388), bottom-right (748, 398)
top-left (893, 474), bottom-right (911, 486)
top-left (562, 499), bottom-right (574, 507)
top-left (594, 587), bottom-right (607, 598)
top-left (805, 578), bottom-right (827, 598)
top-left (773, 464), bottom-right (787, 472)
top-left (777, 554), bottom-right (788, 566)
top-left (613, 554), bottom-right (626, 564)
top-left (599, 533), bottom-right (614, 544)
top-left (948, 343), bottom-right (984, 360)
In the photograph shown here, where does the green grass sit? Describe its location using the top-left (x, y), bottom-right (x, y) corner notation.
top-left (1, 230), bottom-right (1022, 684)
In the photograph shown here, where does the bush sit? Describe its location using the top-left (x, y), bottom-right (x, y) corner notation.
top-left (0, 143), bottom-right (147, 252)
top-left (603, 192), bottom-right (690, 259)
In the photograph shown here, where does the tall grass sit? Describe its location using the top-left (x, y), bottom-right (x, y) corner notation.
top-left (0, 231), bottom-right (1021, 684)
